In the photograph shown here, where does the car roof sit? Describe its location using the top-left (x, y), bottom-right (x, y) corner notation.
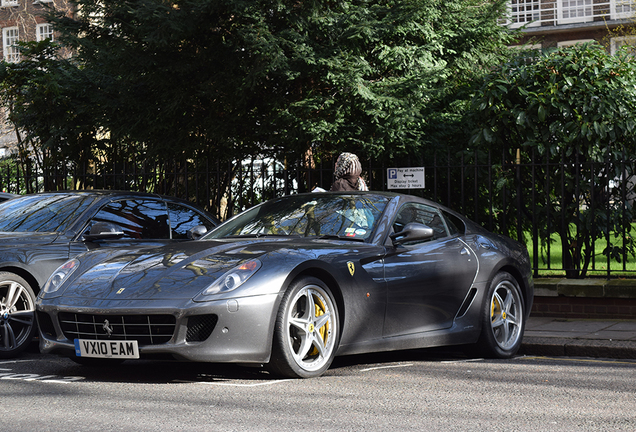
top-left (28, 190), bottom-right (165, 199)
top-left (5, 190), bottom-right (219, 227)
top-left (294, 190), bottom-right (485, 234)
top-left (19, 189), bottom-right (210, 208)
top-left (296, 190), bottom-right (455, 212)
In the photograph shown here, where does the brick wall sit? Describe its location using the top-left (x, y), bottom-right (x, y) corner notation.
top-left (531, 296), bottom-right (636, 320)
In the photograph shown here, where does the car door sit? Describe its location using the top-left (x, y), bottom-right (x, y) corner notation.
top-left (167, 202), bottom-right (217, 239)
top-left (382, 202), bottom-right (478, 337)
top-left (68, 198), bottom-right (173, 254)
top-left (71, 197), bottom-right (218, 255)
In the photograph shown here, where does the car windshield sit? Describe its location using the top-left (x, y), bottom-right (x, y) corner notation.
top-left (206, 193), bottom-right (390, 241)
top-left (0, 194), bottom-right (95, 233)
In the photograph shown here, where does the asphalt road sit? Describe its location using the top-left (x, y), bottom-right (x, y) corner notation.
top-left (2, 349), bottom-right (636, 432)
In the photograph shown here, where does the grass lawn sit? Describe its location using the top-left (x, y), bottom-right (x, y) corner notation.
top-left (526, 224), bottom-right (636, 278)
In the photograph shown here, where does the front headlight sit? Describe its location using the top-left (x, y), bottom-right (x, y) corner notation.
top-left (194, 258), bottom-right (262, 301)
top-left (40, 259), bottom-right (79, 298)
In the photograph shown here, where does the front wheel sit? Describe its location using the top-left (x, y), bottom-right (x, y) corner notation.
top-left (475, 271), bottom-right (525, 358)
top-left (268, 276), bottom-right (340, 378)
top-left (0, 272), bottom-right (37, 359)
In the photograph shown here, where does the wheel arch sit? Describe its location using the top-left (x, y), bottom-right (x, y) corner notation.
top-left (282, 263), bottom-right (346, 339)
top-left (485, 262), bottom-right (531, 315)
top-left (499, 264), bottom-right (530, 312)
top-left (0, 266), bottom-right (40, 295)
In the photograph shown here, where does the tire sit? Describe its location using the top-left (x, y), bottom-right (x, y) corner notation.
top-left (268, 276), bottom-right (340, 378)
top-left (475, 271), bottom-right (525, 358)
top-left (0, 272), bottom-right (37, 359)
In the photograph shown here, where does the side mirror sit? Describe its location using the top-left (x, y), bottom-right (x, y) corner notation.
top-left (187, 225), bottom-right (208, 240)
top-left (84, 222), bottom-right (125, 241)
top-left (390, 222), bottom-right (434, 246)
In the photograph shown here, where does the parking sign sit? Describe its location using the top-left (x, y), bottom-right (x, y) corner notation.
top-left (387, 167), bottom-right (425, 189)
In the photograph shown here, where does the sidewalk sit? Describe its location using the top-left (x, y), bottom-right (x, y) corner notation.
top-left (520, 316), bottom-right (636, 359)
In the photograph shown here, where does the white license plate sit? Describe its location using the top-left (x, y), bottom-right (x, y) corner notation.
top-left (74, 339), bottom-right (140, 359)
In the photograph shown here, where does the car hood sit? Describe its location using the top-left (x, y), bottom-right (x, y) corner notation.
top-left (0, 231), bottom-right (60, 245)
top-left (61, 238), bottom-right (308, 301)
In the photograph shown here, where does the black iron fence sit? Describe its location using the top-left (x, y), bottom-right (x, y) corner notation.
top-left (0, 150), bottom-right (633, 279)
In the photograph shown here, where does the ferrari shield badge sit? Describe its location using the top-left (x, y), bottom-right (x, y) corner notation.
top-left (347, 261), bottom-right (355, 276)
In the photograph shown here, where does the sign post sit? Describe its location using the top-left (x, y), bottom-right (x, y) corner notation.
top-left (387, 167), bottom-right (425, 189)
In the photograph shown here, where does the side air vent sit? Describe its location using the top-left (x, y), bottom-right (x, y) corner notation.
top-left (186, 314), bottom-right (218, 342)
top-left (455, 287), bottom-right (478, 319)
top-left (37, 311), bottom-right (56, 339)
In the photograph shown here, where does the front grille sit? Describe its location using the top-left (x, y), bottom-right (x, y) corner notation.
top-left (58, 312), bottom-right (176, 345)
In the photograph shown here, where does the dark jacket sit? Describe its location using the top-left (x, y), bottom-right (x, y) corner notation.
top-left (330, 175), bottom-right (360, 191)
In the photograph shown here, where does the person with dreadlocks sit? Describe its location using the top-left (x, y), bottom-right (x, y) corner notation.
top-left (330, 152), bottom-right (369, 191)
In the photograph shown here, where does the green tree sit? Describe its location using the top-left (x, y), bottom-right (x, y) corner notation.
top-left (42, 0), bottom-right (514, 162)
top-left (0, 39), bottom-right (98, 191)
top-left (471, 43), bottom-right (636, 278)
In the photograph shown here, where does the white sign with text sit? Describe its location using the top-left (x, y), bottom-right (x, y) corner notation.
top-left (387, 167), bottom-right (425, 189)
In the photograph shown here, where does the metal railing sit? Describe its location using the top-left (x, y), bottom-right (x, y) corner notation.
top-left (0, 151), bottom-right (633, 279)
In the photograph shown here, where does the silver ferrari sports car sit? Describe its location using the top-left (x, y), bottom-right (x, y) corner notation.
top-left (37, 192), bottom-right (533, 378)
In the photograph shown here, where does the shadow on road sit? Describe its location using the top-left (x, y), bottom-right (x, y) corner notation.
top-left (17, 340), bottom-right (473, 384)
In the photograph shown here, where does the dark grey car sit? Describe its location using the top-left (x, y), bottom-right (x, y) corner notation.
top-left (37, 192), bottom-right (533, 378)
top-left (0, 190), bottom-right (218, 358)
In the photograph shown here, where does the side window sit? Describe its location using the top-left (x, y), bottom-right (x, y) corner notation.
top-left (90, 199), bottom-right (169, 239)
top-left (442, 211), bottom-right (465, 236)
top-left (168, 203), bottom-right (215, 239)
top-left (393, 203), bottom-right (448, 241)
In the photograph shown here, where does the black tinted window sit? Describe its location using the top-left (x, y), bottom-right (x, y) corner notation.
top-left (393, 203), bottom-right (448, 241)
top-left (168, 203), bottom-right (215, 239)
top-left (90, 199), bottom-right (169, 239)
top-left (0, 194), bottom-right (94, 233)
top-left (442, 211), bottom-right (464, 236)
top-left (207, 194), bottom-right (388, 241)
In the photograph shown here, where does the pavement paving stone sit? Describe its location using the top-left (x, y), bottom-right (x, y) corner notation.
top-left (521, 316), bottom-right (636, 360)
top-left (606, 321), bottom-right (636, 331)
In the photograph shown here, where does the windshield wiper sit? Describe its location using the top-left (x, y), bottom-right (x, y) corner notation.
top-left (314, 235), bottom-right (366, 242)
top-left (225, 234), bottom-right (300, 239)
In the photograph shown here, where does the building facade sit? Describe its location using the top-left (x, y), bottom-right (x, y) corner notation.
top-left (0, 0), bottom-right (75, 62)
top-left (0, 0), bottom-right (74, 155)
top-left (509, 0), bottom-right (636, 51)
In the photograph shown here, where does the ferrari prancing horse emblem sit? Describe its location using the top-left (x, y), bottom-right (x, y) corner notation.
top-left (347, 261), bottom-right (355, 276)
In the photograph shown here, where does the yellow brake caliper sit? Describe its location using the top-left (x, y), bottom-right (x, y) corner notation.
top-left (310, 294), bottom-right (329, 356)
top-left (491, 296), bottom-right (501, 322)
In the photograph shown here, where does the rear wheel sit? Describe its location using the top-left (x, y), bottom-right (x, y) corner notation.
top-left (0, 272), bottom-right (37, 359)
top-left (476, 271), bottom-right (525, 358)
top-left (268, 276), bottom-right (340, 378)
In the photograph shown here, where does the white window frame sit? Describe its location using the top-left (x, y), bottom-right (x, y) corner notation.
top-left (611, 35), bottom-right (636, 54)
top-left (557, 0), bottom-right (593, 24)
top-left (36, 23), bottom-right (54, 42)
top-left (557, 39), bottom-right (594, 47)
top-left (512, 43), bottom-right (543, 50)
top-left (611, 0), bottom-right (636, 19)
top-left (508, 0), bottom-right (542, 29)
top-left (2, 27), bottom-right (19, 63)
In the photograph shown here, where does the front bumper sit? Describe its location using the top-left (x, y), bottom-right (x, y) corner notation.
top-left (37, 293), bottom-right (281, 364)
